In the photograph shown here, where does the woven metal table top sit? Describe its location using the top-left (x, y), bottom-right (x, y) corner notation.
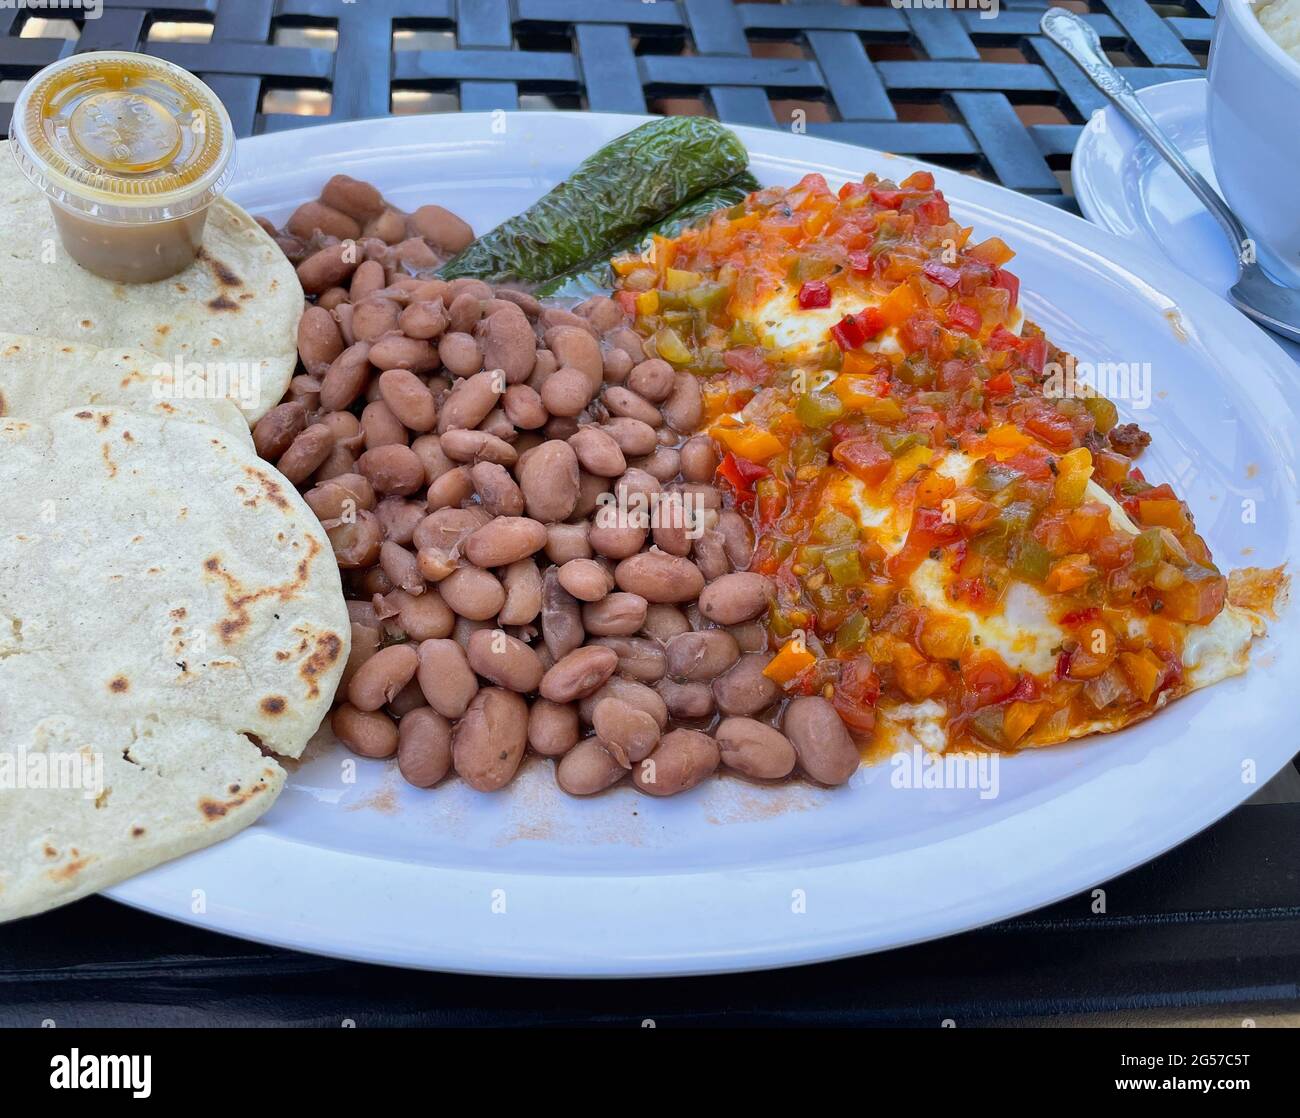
top-left (0, 1), bottom-right (1216, 210)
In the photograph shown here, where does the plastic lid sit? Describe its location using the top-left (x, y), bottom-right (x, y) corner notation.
top-left (9, 51), bottom-right (235, 224)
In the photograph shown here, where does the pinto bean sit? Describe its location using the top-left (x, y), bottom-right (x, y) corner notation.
top-left (579, 677), bottom-right (669, 729)
top-left (650, 490), bottom-right (692, 557)
top-left (716, 510), bottom-right (755, 571)
top-left (698, 572), bottom-right (774, 625)
top-left (387, 587), bottom-right (455, 640)
top-left (467, 628), bottom-right (545, 693)
top-left (410, 204), bottom-right (474, 252)
top-left (320, 341), bottom-right (373, 411)
top-left (340, 621), bottom-right (381, 692)
top-left (358, 400), bottom-right (406, 450)
top-left (539, 366), bottom-right (593, 417)
top-left (528, 699), bottom-right (580, 757)
top-left (373, 369), bottom-right (435, 433)
top-left (679, 436), bottom-right (719, 484)
top-left (633, 729), bottom-right (718, 796)
top-left (253, 401), bottom-right (308, 461)
top-left (305, 474), bottom-right (374, 521)
top-left (518, 439), bottom-right (580, 523)
top-left (783, 696), bottom-right (859, 786)
top-left (452, 687), bottom-right (529, 792)
top-left (438, 565), bottom-right (506, 620)
top-left (614, 549), bottom-right (704, 603)
top-left (347, 643), bottom-right (419, 712)
top-left (410, 433), bottom-right (455, 487)
top-left (333, 703), bottom-right (399, 759)
top-left (603, 386), bottom-right (662, 428)
top-left (499, 559), bottom-right (543, 626)
top-left (588, 636), bottom-right (664, 684)
top-left (557, 558), bottom-right (612, 602)
top-left (425, 465), bottom-right (474, 511)
top-left (349, 259), bottom-right (388, 302)
top-left (540, 645), bottom-right (618, 703)
top-left (416, 638), bottom-right (479, 718)
top-left (277, 423), bottom-right (335, 484)
top-left (602, 347), bottom-right (633, 384)
top-left (629, 446), bottom-right (681, 484)
top-left (573, 472), bottom-right (612, 520)
top-left (297, 242), bottom-right (359, 295)
top-left (665, 629), bottom-right (741, 682)
top-left (540, 567), bottom-right (584, 661)
top-left (438, 331), bottom-right (483, 378)
top-left (438, 428), bottom-right (517, 466)
top-left (593, 698), bottom-right (660, 767)
top-left (320, 174), bottom-right (385, 221)
top-left (545, 325), bottom-right (603, 392)
top-left (545, 521), bottom-right (592, 565)
top-left (641, 604), bottom-right (692, 643)
top-left (463, 517), bottom-right (547, 567)
top-left (413, 506), bottom-right (489, 552)
top-left (477, 306), bottom-right (536, 384)
top-left (379, 540), bottom-right (424, 594)
top-left (352, 295), bottom-right (401, 343)
top-left (713, 652), bottom-right (780, 717)
top-left (655, 678), bottom-right (715, 720)
top-left (567, 425), bottom-right (626, 477)
top-left (581, 592), bottom-right (648, 637)
top-left (438, 368), bottom-right (503, 433)
top-left (326, 509), bottom-right (383, 568)
top-left (297, 306), bottom-right (345, 378)
top-left (588, 498), bottom-right (647, 559)
top-left (399, 298), bottom-right (449, 340)
top-left (501, 384), bottom-right (548, 430)
top-left (661, 371), bottom-right (703, 432)
top-left (692, 529), bottom-right (731, 581)
top-left (369, 333), bottom-right (438, 374)
top-left (357, 444), bottom-right (424, 496)
top-left (446, 291), bottom-right (483, 335)
top-left (627, 358), bottom-right (675, 402)
top-left (557, 739), bottom-right (626, 795)
top-left (397, 707), bottom-right (453, 787)
top-left (288, 200), bottom-right (361, 242)
top-left (716, 718), bottom-right (797, 781)
top-left (470, 460), bottom-right (524, 516)
top-left (601, 417), bottom-right (657, 458)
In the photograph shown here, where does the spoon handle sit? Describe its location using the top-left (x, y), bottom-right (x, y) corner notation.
top-left (1040, 8), bottom-right (1250, 256)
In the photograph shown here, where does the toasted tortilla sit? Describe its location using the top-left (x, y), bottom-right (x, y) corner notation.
top-left (0, 407), bottom-right (348, 921)
top-left (0, 333), bottom-right (251, 443)
top-left (0, 141), bottom-right (302, 424)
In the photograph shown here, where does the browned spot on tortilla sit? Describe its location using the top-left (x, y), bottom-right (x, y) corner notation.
top-left (260, 695), bottom-right (288, 716)
top-left (208, 294), bottom-right (239, 312)
top-left (229, 783), bottom-right (241, 794)
top-left (202, 535), bottom-right (328, 649)
top-left (101, 443), bottom-right (117, 477)
top-left (122, 430), bottom-right (134, 443)
top-left (47, 854), bottom-right (93, 882)
top-left (44, 844), bottom-right (57, 859)
top-left (199, 778), bottom-right (267, 820)
top-left (0, 390), bottom-right (5, 416)
top-left (80, 319), bottom-right (92, 327)
top-left (131, 826), bottom-right (145, 838)
top-left (240, 292), bottom-right (254, 301)
top-left (156, 324), bottom-right (170, 336)
top-left (175, 283), bottom-right (187, 294)
top-left (61, 346), bottom-right (72, 353)
top-left (170, 607), bottom-right (187, 620)
top-left (3, 343), bottom-right (20, 355)
top-left (74, 410), bottom-right (92, 419)
top-left (198, 247), bottom-right (243, 287)
top-left (275, 649), bottom-right (290, 661)
top-left (109, 675), bottom-right (129, 693)
top-left (243, 467), bottom-right (290, 511)
top-left (97, 413), bottom-right (110, 429)
top-left (299, 630), bottom-right (343, 699)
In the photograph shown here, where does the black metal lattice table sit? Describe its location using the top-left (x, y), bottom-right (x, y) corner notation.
top-left (2, 1), bottom-right (1298, 1026)
top-left (1, 0), bottom-right (1219, 209)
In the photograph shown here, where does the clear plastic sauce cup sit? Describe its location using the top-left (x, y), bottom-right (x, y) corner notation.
top-left (9, 51), bottom-right (236, 284)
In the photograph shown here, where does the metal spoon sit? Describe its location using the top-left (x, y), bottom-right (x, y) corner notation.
top-left (1041, 7), bottom-right (1300, 343)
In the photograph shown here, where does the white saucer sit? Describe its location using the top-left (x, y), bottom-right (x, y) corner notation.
top-left (1072, 77), bottom-right (1300, 363)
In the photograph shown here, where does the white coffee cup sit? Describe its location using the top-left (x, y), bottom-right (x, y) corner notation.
top-left (1207, 0), bottom-right (1300, 284)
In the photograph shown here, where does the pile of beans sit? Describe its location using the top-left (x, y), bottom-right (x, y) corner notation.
top-left (255, 175), bottom-right (862, 796)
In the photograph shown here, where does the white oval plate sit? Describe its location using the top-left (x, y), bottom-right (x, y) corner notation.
top-left (107, 113), bottom-right (1299, 977)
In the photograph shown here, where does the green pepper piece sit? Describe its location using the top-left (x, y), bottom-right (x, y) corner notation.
top-left (1083, 394), bottom-right (1119, 434)
top-left (973, 461), bottom-right (1019, 493)
top-left (729, 319), bottom-right (759, 346)
top-left (686, 281), bottom-right (730, 312)
top-left (535, 171), bottom-right (761, 296)
top-left (795, 390), bottom-right (844, 429)
top-left (881, 431), bottom-right (923, 457)
top-left (812, 507), bottom-right (859, 545)
top-left (442, 118), bottom-right (750, 283)
top-left (1130, 528), bottom-right (1165, 577)
top-left (652, 326), bottom-right (693, 366)
top-left (825, 546), bottom-right (864, 586)
top-left (969, 706), bottom-right (1006, 748)
top-left (1011, 535), bottom-right (1051, 582)
top-left (833, 610), bottom-right (870, 654)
